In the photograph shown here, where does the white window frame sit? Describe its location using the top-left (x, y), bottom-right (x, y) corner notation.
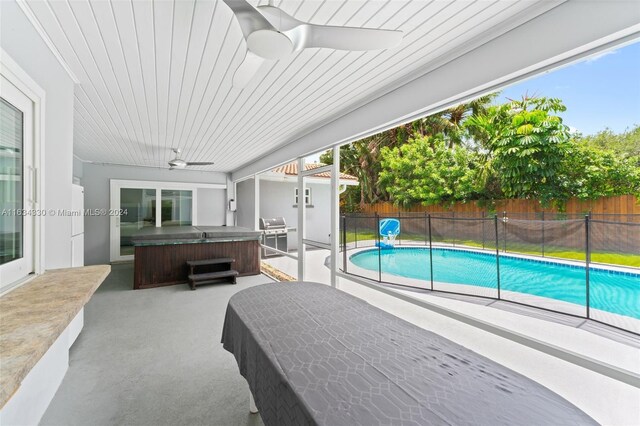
top-left (294, 187), bottom-right (311, 206)
top-left (0, 49), bottom-right (46, 293)
top-left (109, 179), bottom-right (225, 262)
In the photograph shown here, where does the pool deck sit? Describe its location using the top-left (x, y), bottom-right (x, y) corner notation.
top-left (264, 249), bottom-right (640, 426)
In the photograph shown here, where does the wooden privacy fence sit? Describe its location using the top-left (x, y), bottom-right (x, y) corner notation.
top-left (359, 195), bottom-right (640, 219)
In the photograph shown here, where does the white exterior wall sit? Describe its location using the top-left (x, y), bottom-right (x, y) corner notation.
top-left (1, 0), bottom-right (75, 270)
top-left (257, 180), bottom-right (332, 251)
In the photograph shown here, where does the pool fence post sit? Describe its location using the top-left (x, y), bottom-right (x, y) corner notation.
top-left (398, 211), bottom-right (402, 246)
top-left (354, 215), bottom-right (358, 249)
top-left (342, 215), bottom-right (347, 274)
top-left (428, 214), bottom-right (434, 291)
top-left (495, 214), bottom-right (501, 300)
top-left (502, 211), bottom-right (507, 252)
top-left (541, 211), bottom-right (545, 257)
top-left (482, 211), bottom-right (486, 250)
top-left (376, 213), bottom-right (382, 282)
top-left (452, 211), bottom-right (456, 246)
top-left (585, 214), bottom-right (591, 319)
top-left (424, 212), bottom-right (428, 246)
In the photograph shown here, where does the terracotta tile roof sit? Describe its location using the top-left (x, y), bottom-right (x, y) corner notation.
top-left (272, 162), bottom-right (358, 181)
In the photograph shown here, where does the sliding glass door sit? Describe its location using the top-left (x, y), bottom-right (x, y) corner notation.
top-left (119, 188), bottom-right (157, 257)
top-left (110, 182), bottom-right (203, 261)
top-left (0, 77), bottom-right (34, 288)
top-left (117, 189), bottom-right (194, 256)
top-left (160, 190), bottom-right (192, 226)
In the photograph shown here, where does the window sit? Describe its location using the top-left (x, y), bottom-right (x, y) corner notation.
top-left (0, 97), bottom-right (24, 266)
top-left (294, 187), bottom-right (312, 205)
top-left (0, 77), bottom-right (35, 289)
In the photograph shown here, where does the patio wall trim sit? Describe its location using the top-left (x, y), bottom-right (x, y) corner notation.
top-left (232, 1), bottom-right (640, 181)
top-left (15, 0), bottom-right (81, 84)
top-left (335, 271), bottom-right (640, 389)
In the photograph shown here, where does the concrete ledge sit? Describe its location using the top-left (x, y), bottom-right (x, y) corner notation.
top-left (0, 309), bottom-right (83, 425)
top-left (0, 265), bottom-right (111, 408)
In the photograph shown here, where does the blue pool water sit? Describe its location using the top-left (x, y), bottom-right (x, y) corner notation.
top-left (350, 247), bottom-right (640, 319)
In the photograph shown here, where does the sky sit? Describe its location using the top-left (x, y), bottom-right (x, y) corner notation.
top-left (496, 41), bottom-right (640, 135)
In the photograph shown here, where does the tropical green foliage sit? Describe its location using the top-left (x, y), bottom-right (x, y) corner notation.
top-left (320, 133), bottom-right (397, 211)
top-left (558, 141), bottom-right (640, 200)
top-left (464, 97), bottom-right (571, 207)
top-left (379, 136), bottom-right (479, 207)
top-left (327, 94), bottom-right (639, 211)
top-left (320, 95), bottom-right (496, 209)
top-left (574, 125), bottom-right (640, 157)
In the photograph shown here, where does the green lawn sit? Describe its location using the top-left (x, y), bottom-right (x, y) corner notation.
top-left (343, 231), bottom-right (640, 268)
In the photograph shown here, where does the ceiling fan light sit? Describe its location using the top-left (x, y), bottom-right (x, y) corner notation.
top-left (247, 30), bottom-right (293, 60)
top-left (168, 158), bottom-right (187, 168)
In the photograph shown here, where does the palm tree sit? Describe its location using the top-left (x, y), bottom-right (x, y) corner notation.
top-left (322, 93), bottom-right (498, 207)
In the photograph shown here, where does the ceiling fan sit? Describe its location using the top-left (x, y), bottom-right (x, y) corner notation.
top-left (168, 148), bottom-right (214, 170)
top-left (223, 0), bottom-right (403, 88)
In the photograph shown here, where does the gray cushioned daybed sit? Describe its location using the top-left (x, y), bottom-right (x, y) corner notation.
top-left (222, 282), bottom-right (595, 426)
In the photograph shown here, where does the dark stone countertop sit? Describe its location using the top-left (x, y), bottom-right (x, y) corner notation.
top-left (131, 226), bottom-right (262, 245)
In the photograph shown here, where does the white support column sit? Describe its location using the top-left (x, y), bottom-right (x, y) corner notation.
top-left (253, 174), bottom-right (260, 231)
top-left (297, 158), bottom-right (305, 281)
top-left (155, 188), bottom-right (161, 227)
top-left (225, 174), bottom-right (235, 226)
top-left (330, 146), bottom-right (340, 288)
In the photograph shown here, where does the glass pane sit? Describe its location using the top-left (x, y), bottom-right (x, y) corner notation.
top-left (161, 190), bottom-right (192, 226)
top-left (120, 188), bottom-right (156, 256)
top-left (0, 97), bottom-right (23, 265)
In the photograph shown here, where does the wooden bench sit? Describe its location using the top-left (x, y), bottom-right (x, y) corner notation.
top-left (186, 258), bottom-right (238, 290)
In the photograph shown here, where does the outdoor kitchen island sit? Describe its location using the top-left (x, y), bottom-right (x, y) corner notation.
top-left (131, 226), bottom-right (262, 289)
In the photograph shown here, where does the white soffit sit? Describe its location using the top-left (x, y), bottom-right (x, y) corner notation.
top-left (20, 0), bottom-right (571, 172)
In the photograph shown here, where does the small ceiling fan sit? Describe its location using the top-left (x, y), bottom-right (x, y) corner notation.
top-left (223, 0), bottom-right (403, 88)
top-left (168, 148), bottom-right (214, 170)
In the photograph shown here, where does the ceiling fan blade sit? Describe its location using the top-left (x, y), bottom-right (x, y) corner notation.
top-left (185, 162), bottom-right (215, 166)
top-left (301, 25), bottom-right (403, 51)
top-left (256, 5), bottom-right (302, 31)
top-left (233, 51), bottom-right (265, 88)
top-left (223, 0), bottom-right (275, 38)
top-left (257, 5), bottom-right (402, 53)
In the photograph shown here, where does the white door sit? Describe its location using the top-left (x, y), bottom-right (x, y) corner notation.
top-left (0, 76), bottom-right (34, 288)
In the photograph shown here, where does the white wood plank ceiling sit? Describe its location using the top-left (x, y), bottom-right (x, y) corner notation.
top-left (22, 0), bottom-right (557, 172)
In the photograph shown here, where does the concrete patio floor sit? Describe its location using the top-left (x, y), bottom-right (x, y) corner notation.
top-left (264, 249), bottom-right (640, 425)
top-left (40, 256), bottom-right (639, 425)
top-left (41, 264), bottom-right (268, 426)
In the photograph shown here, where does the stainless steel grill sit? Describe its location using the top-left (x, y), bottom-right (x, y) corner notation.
top-left (259, 217), bottom-right (287, 234)
top-left (259, 217), bottom-right (288, 257)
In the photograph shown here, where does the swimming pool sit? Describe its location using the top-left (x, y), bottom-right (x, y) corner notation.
top-left (349, 247), bottom-right (640, 319)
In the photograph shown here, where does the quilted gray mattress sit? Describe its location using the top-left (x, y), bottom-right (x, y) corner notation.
top-left (222, 282), bottom-right (596, 426)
